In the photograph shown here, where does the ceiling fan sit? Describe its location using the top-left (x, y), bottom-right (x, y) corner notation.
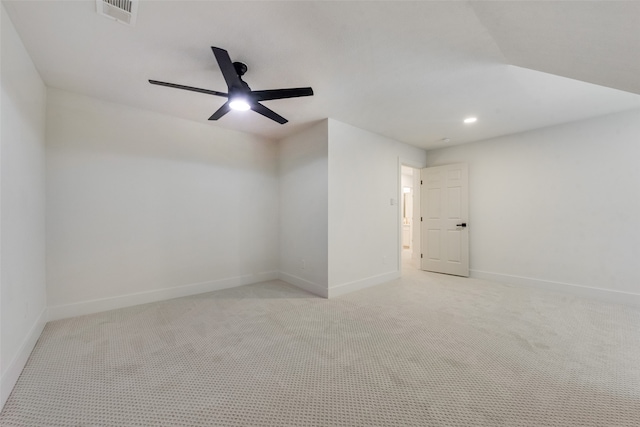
top-left (149, 47), bottom-right (314, 124)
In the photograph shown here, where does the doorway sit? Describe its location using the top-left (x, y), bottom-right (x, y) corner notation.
top-left (400, 165), bottom-right (421, 272)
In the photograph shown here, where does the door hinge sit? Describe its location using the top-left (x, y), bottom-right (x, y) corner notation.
top-left (420, 180), bottom-right (423, 185)
top-left (420, 217), bottom-right (423, 222)
top-left (421, 253), bottom-right (423, 258)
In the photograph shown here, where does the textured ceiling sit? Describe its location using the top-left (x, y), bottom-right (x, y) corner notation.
top-left (3, 1), bottom-right (640, 149)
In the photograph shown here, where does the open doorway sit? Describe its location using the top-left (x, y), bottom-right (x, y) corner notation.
top-left (400, 165), bottom-right (421, 273)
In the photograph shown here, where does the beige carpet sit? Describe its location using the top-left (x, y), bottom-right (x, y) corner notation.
top-left (1, 265), bottom-right (639, 426)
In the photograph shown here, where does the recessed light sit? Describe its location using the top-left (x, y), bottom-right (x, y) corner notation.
top-left (464, 117), bottom-right (477, 124)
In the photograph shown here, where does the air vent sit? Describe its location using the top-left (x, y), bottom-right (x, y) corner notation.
top-left (96, 0), bottom-right (138, 26)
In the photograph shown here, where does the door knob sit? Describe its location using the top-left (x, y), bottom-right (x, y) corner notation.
top-left (456, 223), bottom-right (467, 228)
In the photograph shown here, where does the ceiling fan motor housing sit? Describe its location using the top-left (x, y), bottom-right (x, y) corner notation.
top-left (233, 62), bottom-right (248, 76)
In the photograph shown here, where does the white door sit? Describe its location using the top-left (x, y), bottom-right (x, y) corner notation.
top-left (420, 163), bottom-right (469, 276)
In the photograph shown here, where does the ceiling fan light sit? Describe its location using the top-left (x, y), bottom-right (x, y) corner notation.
top-left (229, 98), bottom-right (251, 111)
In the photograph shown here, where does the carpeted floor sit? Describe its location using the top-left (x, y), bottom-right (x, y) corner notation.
top-left (1, 264), bottom-right (639, 426)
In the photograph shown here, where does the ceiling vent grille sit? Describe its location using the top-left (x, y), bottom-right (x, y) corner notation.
top-left (96, 0), bottom-right (138, 26)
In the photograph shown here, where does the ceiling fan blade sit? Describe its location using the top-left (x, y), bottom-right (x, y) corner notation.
top-left (209, 102), bottom-right (231, 121)
top-left (251, 102), bottom-right (288, 124)
top-left (211, 47), bottom-right (243, 90)
top-left (149, 80), bottom-right (227, 97)
top-left (252, 87), bottom-right (314, 102)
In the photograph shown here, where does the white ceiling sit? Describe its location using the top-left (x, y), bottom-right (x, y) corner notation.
top-left (4, 1), bottom-right (640, 149)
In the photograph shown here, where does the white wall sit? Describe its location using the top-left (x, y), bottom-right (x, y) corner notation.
top-left (278, 121), bottom-right (329, 297)
top-left (0, 4), bottom-right (48, 408)
top-left (427, 109), bottom-right (640, 304)
top-left (46, 89), bottom-right (279, 319)
top-left (328, 119), bottom-right (427, 297)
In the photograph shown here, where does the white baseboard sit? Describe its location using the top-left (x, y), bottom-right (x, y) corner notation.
top-left (328, 270), bottom-right (400, 298)
top-left (470, 269), bottom-right (640, 307)
top-left (1, 307), bottom-right (47, 411)
top-left (279, 271), bottom-right (328, 298)
top-left (48, 271), bottom-right (279, 321)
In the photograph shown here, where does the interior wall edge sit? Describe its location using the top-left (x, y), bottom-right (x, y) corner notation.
top-left (470, 269), bottom-right (640, 308)
top-left (0, 307), bottom-right (47, 411)
top-left (278, 272), bottom-right (328, 299)
top-left (328, 270), bottom-right (400, 299)
top-left (47, 271), bottom-right (279, 322)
